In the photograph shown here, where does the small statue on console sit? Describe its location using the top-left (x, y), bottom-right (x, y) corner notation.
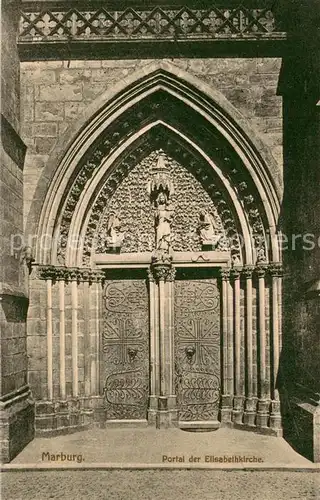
top-left (148, 151), bottom-right (175, 264)
top-left (105, 213), bottom-right (125, 252)
top-left (153, 191), bottom-right (173, 262)
top-left (198, 210), bottom-right (223, 250)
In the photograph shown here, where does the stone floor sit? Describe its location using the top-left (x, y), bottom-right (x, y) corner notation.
top-left (3, 427), bottom-right (318, 469)
top-left (1, 470), bottom-right (319, 500)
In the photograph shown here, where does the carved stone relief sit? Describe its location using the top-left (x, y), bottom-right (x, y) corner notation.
top-left (94, 149), bottom-right (231, 258)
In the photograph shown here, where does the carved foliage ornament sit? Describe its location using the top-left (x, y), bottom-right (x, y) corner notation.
top-left (31, 265), bottom-right (105, 282)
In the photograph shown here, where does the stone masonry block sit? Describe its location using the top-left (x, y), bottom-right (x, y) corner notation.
top-left (82, 83), bottom-right (107, 101)
top-left (21, 61), bottom-right (63, 70)
top-left (101, 59), bottom-right (141, 68)
top-left (64, 102), bottom-right (86, 120)
top-left (222, 87), bottom-right (259, 117)
top-left (20, 85), bottom-right (34, 122)
top-left (202, 58), bottom-right (257, 75)
top-left (22, 68), bottom-right (56, 85)
top-left (249, 73), bottom-right (279, 86)
top-left (35, 137), bottom-right (56, 154)
top-left (35, 102), bottom-right (64, 122)
top-left (32, 123), bottom-right (58, 137)
top-left (59, 69), bottom-right (91, 84)
top-left (91, 68), bottom-right (131, 81)
top-left (63, 60), bottom-right (101, 69)
top-left (256, 58), bottom-right (282, 74)
top-left (39, 85), bottom-right (82, 102)
top-left (58, 123), bottom-right (68, 135)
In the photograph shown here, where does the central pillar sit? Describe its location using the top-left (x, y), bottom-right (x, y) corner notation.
top-left (219, 268), bottom-right (233, 422)
top-left (148, 262), bottom-right (177, 428)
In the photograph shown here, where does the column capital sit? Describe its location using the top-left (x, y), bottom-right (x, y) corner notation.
top-left (241, 265), bottom-right (255, 279)
top-left (255, 265), bottom-right (268, 279)
top-left (69, 269), bottom-right (81, 282)
top-left (35, 265), bottom-right (105, 283)
top-left (219, 267), bottom-right (231, 281)
top-left (38, 265), bottom-right (57, 281)
top-left (150, 263), bottom-right (175, 283)
top-left (230, 267), bottom-right (242, 280)
top-left (268, 262), bottom-right (283, 277)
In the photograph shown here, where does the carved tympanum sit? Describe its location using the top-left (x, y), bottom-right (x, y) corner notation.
top-left (94, 150), bottom-right (231, 260)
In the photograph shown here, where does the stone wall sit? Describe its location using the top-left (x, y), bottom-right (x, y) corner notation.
top-left (20, 57), bottom-right (283, 229)
top-left (0, 0), bottom-right (34, 463)
top-left (281, 65), bottom-right (320, 462)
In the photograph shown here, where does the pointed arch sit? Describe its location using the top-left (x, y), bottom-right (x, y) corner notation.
top-left (26, 60), bottom-right (282, 265)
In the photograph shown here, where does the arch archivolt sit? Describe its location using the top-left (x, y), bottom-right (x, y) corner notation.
top-left (31, 62), bottom-right (281, 267)
top-left (70, 122), bottom-right (253, 268)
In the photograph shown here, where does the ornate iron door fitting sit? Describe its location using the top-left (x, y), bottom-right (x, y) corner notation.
top-left (175, 277), bottom-right (221, 427)
top-left (102, 279), bottom-right (149, 421)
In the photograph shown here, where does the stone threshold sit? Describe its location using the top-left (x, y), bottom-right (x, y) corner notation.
top-left (1, 463), bottom-right (319, 471)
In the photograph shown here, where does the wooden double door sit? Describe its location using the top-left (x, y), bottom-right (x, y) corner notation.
top-left (102, 269), bottom-right (221, 426)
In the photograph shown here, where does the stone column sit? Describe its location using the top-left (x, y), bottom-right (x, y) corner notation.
top-left (231, 267), bottom-right (243, 424)
top-left (269, 264), bottom-right (283, 431)
top-left (70, 272), bottom-right (79, 398)
top-left (166, 269), bottom-right (176, 405)
top-left (219, 268), bottom-right (232, 422)
top-left (151, 263), bottom-right (177, 428)
top-left (147, 269), bottom-right (158, 424)
top-left (90, 279), bottom-right (98, 395)
top-left (256, 265), bottom-right (269, 428)
top-left (46, 278), bottom-right (53, 400)
top-left (58, 278), bottom-right (66, 400)
top-left (83, 278), bottom-right (91, 397)
top-left (242, 266), bottom-right (256, 426)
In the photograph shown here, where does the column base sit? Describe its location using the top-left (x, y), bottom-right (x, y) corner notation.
top-left (220, 394), bottom-right (233, 423)
top-left (256, 399), bottom-right (270, 428)
top-left (243, 397), bottom-right (257, 426)
top-left (156, 410), bottom-right (178, 428)
top-left (269, 400), bottom-right (282, 430)
top-left (148, 395), bottom-right (178, 428)
top-left (232, 396), bottom-right (244, 424)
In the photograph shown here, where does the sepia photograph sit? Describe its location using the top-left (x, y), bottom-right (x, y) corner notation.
top-left (0, 0), bottom-right (319, 498)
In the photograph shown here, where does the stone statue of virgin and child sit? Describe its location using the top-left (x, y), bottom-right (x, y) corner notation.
top-left (153, 191), bottom-right (173, 263)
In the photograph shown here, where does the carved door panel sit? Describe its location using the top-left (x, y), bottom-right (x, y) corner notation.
top-left (102, 276), bottom-right (149, 420)
top-left (174, 271), bottom-right (221, 423)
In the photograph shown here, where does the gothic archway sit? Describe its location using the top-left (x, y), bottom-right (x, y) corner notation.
top-left (27, 61), bottom-right (281, 266)
top-left (28, 63), bottom-right (283, 434)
